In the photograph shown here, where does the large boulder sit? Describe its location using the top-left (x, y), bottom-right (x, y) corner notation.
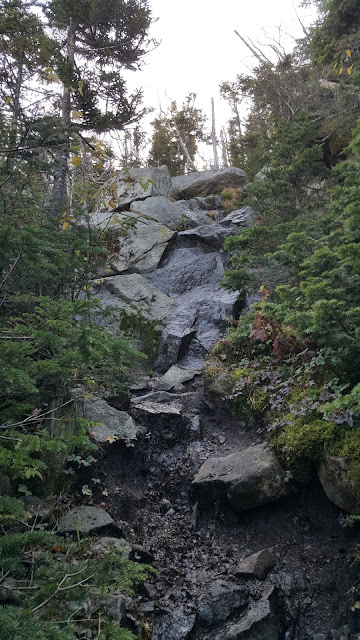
top-left (58, 506), bottom-right (117, 535)
top-left (317, 455), bottom-right (357, 513)
top-left (219, 207), bottom-right (257, 228)
top-left (154, 365), bottom-right (201, 391)
top-left (213, 587), bottom-right (279, 640)
top-left (92, 166), bottom-right (172, 227)
top-left (83, 396), bottom-right (140, 445)
top-left (95, 274), bottom-right (177, 324)
top-left (172, 167), bottom-right (246, 199)
top-left (130, 196), bottom-right (209, 230)
top-left (197, 580), bottom-right (248, 627)
top-left (191, 443), bottom-right (288, 513)
top-left (100, 212), bottom-right (175, 274)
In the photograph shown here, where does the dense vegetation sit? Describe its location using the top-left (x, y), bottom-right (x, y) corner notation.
top-left (208, 0), bottom-right (360, 499)
top-left (0, 0), bottom-right (154, 637)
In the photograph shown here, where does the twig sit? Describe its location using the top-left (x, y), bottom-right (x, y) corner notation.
top-left (32, 569), bottom-right (95, 613)
top-left (0, 395), bottom-right (83, 431)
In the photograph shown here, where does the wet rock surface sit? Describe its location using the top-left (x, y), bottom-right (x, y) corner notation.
top-left (79, 168), bottom-right (360, 639)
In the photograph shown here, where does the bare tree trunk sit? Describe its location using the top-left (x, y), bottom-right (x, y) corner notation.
top-left (50, 19), bottom-right (75, 220)
top-left (220, 128), bottom-right (229, 167)
top-left (173, 120), bottom-right (196, 173)
top-left (211, 97), bottom-right (219, 170)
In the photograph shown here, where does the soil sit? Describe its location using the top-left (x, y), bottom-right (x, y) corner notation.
top-left (83, 381), bottom-right (360, 640)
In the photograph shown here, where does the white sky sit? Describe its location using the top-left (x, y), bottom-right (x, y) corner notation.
top-left (119, 0), bottom-right (319, 165)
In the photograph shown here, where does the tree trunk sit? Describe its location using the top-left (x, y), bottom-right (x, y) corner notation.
top-left (50, 19), bottom-right (75, 220)
top-left (211, 98), bottom-right (219, 170)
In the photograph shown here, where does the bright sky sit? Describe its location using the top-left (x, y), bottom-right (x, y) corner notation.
top-left (121, 0), bottom-right (319, 165)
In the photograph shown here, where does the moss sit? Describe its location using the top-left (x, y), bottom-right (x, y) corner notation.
top-left (272, 416), bottom-right (335, 482)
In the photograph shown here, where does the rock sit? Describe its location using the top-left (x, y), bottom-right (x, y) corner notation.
top-left (83, 396), bottom-right (140, 444)
top-left (213, 587), bottom-right (279, 640)
top-left (318, 455), bottom-right (357, 513)
top-left (20, 496), bottom-right (52, 520)
top-left (130, 543), bottom-right (154, 564)
top-left (96, 274), bottom-right (177, 324)
top-left (207, 370), bottom-right (234, 396)
top-left (253, 167), bottom-right (269, 182)
top-left (131, 399), bottom-right (190, 443)
top-left (148, 247), bottom-right (237, 371)
top-left (92, 166), bottom-right (173, 226)
top-left (235, 549), bottom-right (274, 580)
top-left (219, 207), bottom-right (257, 228)
top-left (58, 506), bottom-right (117, 535)
top-left (130, 376), bottom-right (151, 391)
top-left (130, 196), bottom-right (209, 230)
top-left (177, 195), bottom-right (223, 211)
top-left (106, 390), bottom-right (130, 411)
top-left (0, 578), bottom-right (19, 604)
top-left (103, 212), bottom-right (175, 274)
top-left (151, 608), bottom-right (196, 640)
top-left (178, 223), bottom-right (234, 249)
top-left (197, 580), bottom-right (248, 627)
top-left (91, 537), bottom-right (132, 558)
top-left (172, 167), bottom-right (246, 199)
top-left (105, 590), bottom-right (127, 624)
top-left (191, 443), bottom-right (288, 513)
top-left (154, 365), bottom-right (201, 391)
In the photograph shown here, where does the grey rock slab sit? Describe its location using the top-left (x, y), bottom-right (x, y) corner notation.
top-left (58, 506), bottom-right (116, 534)
top-left (130, 196), bottom-right (209, 230)
top-left (102, 212), bottom-right (175, 274)
top-left (219, 207), bottom-right (257, 228)
top-left (213, 587), bottom-right (279, 640)
top-left (177, 195), bottom-right (223, 211)
top-left (91, 166), bottom-right (173, 227)
top-left (318, 455), bottom-right (357, 513)
top-left (172, 167), bottom-right (246, 199)
top-left (131, 398), bottom-right (191, 443)
top-left (197, 580), bottom-right (248, 627)
top-left (151, 608), bottom-right (196, 640)
top-left (96, 273), bottom-right (178, 324)
top-left (83, 396), bottom-right (140, 444)
top-left (235, 549), bottom-right (274, 580)
top-left (154, 365), bottom-right (201, 391)
top-left (191, 443), bottom-right (288, 513)
top-left (148, 248), bottom-right (225, 297)
top-left (178, 224), bottom-right (234, 249)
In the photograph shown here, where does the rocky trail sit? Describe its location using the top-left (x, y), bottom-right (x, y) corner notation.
top-left (62, 166), bottom-right (360, 640)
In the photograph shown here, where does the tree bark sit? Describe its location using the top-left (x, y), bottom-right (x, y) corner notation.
top-left (211, 97), bottom-right (219, 170)
top-left (50, 19), bottom-right (75, 220)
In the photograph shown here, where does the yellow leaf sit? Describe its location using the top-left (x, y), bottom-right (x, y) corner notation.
top-left (70, 156), bottom-right (82, 167)
top-left (108, 199), bottom-right (116, 209)
top-left (71, 109), bottom-right (83, 120)
top-left (5, 96), bottom-right (12, 105)
top-left (347, 64), bottom-right (354, 76)
top-left (160, 226), bottom-right (169, 237)
top-left (346, 49), bottom-right (352, 58)
top-left (78, 79), bottom-right (84, 96)
top-left (97, 161), bottom-right (105, 170)
top-left (333, 62), bottom-right (338, 69)
top-left (106, 436), bottom-right (117, 444)
top-left (62, 221), bottom-right (70, 231)
top-left (339, 66), bottom-right (344, 75)
top-left (260, 285), bottom-right (265, 293)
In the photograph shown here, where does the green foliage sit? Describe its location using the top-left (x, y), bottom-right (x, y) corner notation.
top-left (148, 93), bottom-right (208, 175)
top-left (0, 531), bottom-right (152, 640)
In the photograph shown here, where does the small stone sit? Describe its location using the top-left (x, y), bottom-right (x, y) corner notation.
top-left (303, 597), bottom-right (312, 605)
top-left (58, 506), bottom-right (117, 535)
top-left (143, 582), bottom-right (157, 599)
top-left (160, 498), bottom-right (172, 513)
top-left (235, 549), bottom-right (274, 581)
top-left (219, 435), bottom-right (226, 444)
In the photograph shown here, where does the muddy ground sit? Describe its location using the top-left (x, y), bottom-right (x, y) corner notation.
top-left (79, 381), bottom-right (360, 640)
